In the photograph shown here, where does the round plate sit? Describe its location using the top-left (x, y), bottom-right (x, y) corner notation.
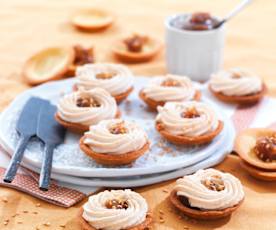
top-left (0, 77), bottom-right (232, 178)
top-left (16, 131), bottom-right (233, 188)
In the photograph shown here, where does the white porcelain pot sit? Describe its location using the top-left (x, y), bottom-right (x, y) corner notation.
top-left (165, 14), bottom-right (225, 82)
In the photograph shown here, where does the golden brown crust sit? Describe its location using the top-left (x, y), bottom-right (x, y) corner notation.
top-left (79, 136), bottom-right (149, 165)
top-left (78, 208), bottom-right (153, 230)
top-left (55, 110), bottom-right (121, 134)
top-left (139, 90), bottom-right (201, 110)
top-left (72, 85), bottom-right (133, 104)
top-left (112, 38), bottom-right (162, 63)
top-left (114, 86), bottom-right (134, 104)
top-left (209, 84), bottom-right (266, 105)
top-left (234, 128), bottom-right (276, 171)
top-left (23, 47), bottom-right (75, 86)
top-left (169, 190), bottom-right (244, 220)
top-left (156, 120), bottom-right (223, 145)
top-left (71, 9), bottom-right (114, 32)
top-left (240, 160), bottom-right (276, 181)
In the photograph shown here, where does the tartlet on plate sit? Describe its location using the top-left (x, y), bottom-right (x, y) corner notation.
top-left (169, 168), bottom-right (244, 220)
top-left (75, 63), bottom-right (134, 103)
top-left (79, 119), bottom-right (149, 165)
top-left (139, 74), bottom-right (201, 110)
top-left (209, 68), bottom-right (266, 105)
top-left (23, 47), bottom-right (75, 85)
top-left (112, 33), bottom-right (162, 63)
top-left (155, 101), bottom-right (223, 145)
top-left (71, 9), bottom-right (114, 32)
top-left (55, 88), bottom-right (119, 133)
top-left (79, 189), bottom-right (152, 230)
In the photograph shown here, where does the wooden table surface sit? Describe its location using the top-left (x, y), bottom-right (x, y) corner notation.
top-left (0, 0), bottom-right (276, 229)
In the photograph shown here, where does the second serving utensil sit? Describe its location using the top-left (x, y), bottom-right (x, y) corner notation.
top-left (4, 97), bottom-right (48, 183)
top-left (37, 103), bottom-right (66, 191)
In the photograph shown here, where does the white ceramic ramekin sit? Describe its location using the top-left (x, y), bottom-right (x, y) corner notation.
top-left (165, 14), bottom-right (225, 82)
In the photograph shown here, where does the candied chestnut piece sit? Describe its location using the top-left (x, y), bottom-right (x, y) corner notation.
top-left (76, 97), bottom-right (100, 107)
top-left (109, 122), bottom-right (128, 134)
top-left (201, 175), bottom-right (225, 191)
top-left (181, 107), bottom-right (200, 119)
top-left (161, 79), bottom-right (181, 87)
top-left (124, 34), bottom-right (148, 52)
top-left (105, 199), bottom-right (129, 209)
top-left (95, 72), bottom-right (116, 80)
top-left (73, 45), bottom-right (94, 65)
top-left (254, 135), bottom-right (276, 162)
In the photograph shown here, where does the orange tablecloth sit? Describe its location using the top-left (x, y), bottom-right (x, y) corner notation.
top-left (0, 0), bottom-right (276, 229)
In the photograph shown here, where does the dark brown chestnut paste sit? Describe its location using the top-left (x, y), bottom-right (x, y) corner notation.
top-left (172, 12), bottom-right (219, 31)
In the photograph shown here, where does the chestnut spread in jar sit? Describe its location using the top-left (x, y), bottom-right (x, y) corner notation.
top-left (172, 12), bottom-right (219, 31)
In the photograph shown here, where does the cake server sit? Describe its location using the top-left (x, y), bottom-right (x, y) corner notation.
top-left (37, 103), bottom-right (65, 191)
top-left (3, 97), bottom-right (49, 183)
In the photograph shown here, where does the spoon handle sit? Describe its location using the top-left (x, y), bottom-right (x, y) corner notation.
top-left (224, 0), bottom-right (253, 22)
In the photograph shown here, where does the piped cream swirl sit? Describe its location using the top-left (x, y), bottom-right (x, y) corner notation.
top-left (76, 63), bottom-right (134, 96)
top-left (82, 189), bottom-right (148, 230)
top-left (57, 88), bottom-right (117, 126)
top-left (156, 101), bottom-right (219, 136)
top-left (84, 119), bottom-right (148, 155)
top-left (210, 68), bottom-right (262, 96)
top-left (142, 74), bottom-right (196, 102)
top-left (174, 168), bottom-right (244, 210)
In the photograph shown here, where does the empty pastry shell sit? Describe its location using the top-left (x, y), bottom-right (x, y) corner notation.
top-left (23, 47), bottom-right (75, 85)
top-left (71, 9), bottom-right (114, 32)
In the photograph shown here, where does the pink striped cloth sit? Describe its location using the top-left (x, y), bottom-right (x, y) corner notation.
top-left (0, 149), bottom-right (86, 207)
top-left (231, 99), bottom-right (276, 131)
top-left (231, 102), bottom-right (263, 133)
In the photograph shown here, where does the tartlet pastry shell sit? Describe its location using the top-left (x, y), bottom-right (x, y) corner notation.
top-left (78, 208), bottom-right (153, 230)
top-left (209, 84), bottom-right (266, 105)
top-left (156, 120), bottom-right (224, 145)
top-left (72, 9), bottom-right (114, 32)
top-left (114, 86), bottom-right (134, 104)
top-left (240, 160), bottom-right (276, 181)
top-left (234, 128), bottom-right (276, 171)
top-left (112, 37), bottom-right (162, 63)
top-left (79, 136), bottom-right (150, 166)
top-left (169, 190), bottom-right (244, 220)
top-left (23, 47), bottom-right (75, 85)
top-left (139, 90), bottom-right (201, 110)
top-left (55, 110), bottom-right (121, 134)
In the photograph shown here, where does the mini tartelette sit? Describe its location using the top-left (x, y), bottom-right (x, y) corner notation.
top-left (23, 47), bottom-right (75, 85)
top-left (235, 128), bottom-right (276, 180)
top-left (71, 9), bottom-right (114, 32)
top-left (75, 63), bottom-right (134, 103)
top-left (209, 68), bottom-right (266, 104)
top-left (170, 169), bottom-right (244, 220)
top-left (240, 161), bottom-right (276, 181)
top-left (112, 33), bottom-right (162, 63)
top-left (79, 119), bottom-right (149, 165)
top-left (155, 101), bottom-right (223, 145)
top-left (55, 88), bottom-right (119, 133)
top-left (139, 75), bottom-right (201, 110)
top-left (79, 189), bottom-right (152, 230)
